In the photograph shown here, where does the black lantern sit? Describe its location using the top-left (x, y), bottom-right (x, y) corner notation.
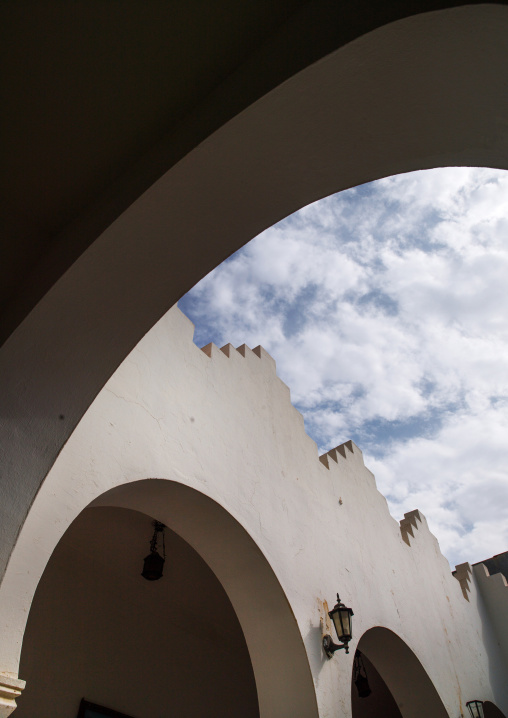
top-left (141, 520), bottom-right (166, 581)
top-left (466, 701), bottom-right (484, 718)
top-left (323, 593), bottom-right (354, 657)
top-left (353, 651), bottom-right (371, 698)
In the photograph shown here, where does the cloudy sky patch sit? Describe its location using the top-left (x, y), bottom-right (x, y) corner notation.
top-left (179, 167), bottom-right (508, 567)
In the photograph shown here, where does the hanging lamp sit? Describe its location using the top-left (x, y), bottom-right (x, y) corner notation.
top-left (141, 520), bottom-right (166, 581)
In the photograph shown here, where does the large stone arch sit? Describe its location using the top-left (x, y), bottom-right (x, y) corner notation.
top-left (13, 479), bottom-right (319, 718)
top-left (354, 627), bottom-right (448, 718)
top-left (2, 3), bottom-right (508, 586)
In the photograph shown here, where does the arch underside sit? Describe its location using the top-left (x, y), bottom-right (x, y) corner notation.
top-left (356, 627), bottom-right (449, 718)
top-left (15, 480), bottom-right (318, 718)
top-left (2, 3), bottom-right (508, 589)
top-left (16, 505), bottom-right (260, 718)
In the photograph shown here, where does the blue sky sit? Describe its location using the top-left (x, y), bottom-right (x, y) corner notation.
top-left (179, 167), bottom-right (508, 567)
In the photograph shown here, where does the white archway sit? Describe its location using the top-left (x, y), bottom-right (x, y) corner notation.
top-left (3, 4), bottom-right (508, 585)
top-left (15, 479), bottom-right (319, 718)
top-left (16, 505), bottom-right (259, 717)
top-left (354, 627), bottom-right (448, 718)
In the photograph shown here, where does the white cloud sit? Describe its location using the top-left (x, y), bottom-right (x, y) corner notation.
top-left (180, 167), bottom-right (508, 567)
top-left (367, 403), bottom-right (508, 564)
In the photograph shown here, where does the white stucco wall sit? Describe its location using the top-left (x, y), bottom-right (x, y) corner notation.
top-left (473, 563), bottom-right (508, 669)
top-left (1, 306), bottom-right (507, 717)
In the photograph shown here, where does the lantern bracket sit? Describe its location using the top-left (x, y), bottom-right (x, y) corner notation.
top-left (323, 634), bottom-right (350, 657)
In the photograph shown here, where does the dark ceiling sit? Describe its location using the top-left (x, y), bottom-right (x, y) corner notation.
top-left (0, 0), bottom-right (499, 342)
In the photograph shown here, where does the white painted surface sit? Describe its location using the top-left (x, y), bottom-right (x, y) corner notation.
top-left (473, 563), bottom-right (508, 669)
top-left (1, 307), bottom-right (506, 716)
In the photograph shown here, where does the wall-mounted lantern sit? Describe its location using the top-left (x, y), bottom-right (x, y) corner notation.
top-left (353, 651), bottom-right (371, 698)
top-left (323, 593), bottom-right (354, 657)
top-left (466, 701), bottom-right (484, 718)
top-left (141, 520), bottom-right (166, 581)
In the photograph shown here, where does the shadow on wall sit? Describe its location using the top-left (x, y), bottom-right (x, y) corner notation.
top-left (354, 627), bottom-right (448, 718)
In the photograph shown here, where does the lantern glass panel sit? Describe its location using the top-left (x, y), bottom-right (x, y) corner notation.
top-left (332, 607), bottom-right (352, 642)
top-left (466, 702), bottom-right (484, 718)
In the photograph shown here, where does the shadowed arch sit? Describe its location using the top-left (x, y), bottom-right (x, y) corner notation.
top-left (355, 626), bottom-right (448, 718)
top-left (51, 479), bottom-right (318, 718)
top-left (16, 505), bottom-right (259, 717)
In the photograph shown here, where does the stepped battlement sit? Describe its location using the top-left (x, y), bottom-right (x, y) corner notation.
top-left (197, 329), bottom-right (371, 481)
top-left (174, 309), bottom-right (463, 584)
top-left (319, 440), bottom-right (365, 468)
top-left (399, 509), bottom-right (424, 546)
top-left (453, 563), bottom-right (473, 601)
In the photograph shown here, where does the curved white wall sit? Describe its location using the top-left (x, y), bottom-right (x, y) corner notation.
top-left (3, 5), bottom-right (508, 584)
top-left (357, 627), bottom-right (448, 718)
top-left (2, 307), bottom-right (506, 716)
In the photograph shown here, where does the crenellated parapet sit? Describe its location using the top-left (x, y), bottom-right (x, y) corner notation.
top-left (200, 340), bottom-right (306, 434)
top-left (201, 341), bottom-right (277, 370)
top-left (472, 559), bottom-right (508, 661)
top-left (199, 336), bottom-right (376, 482)
top-left (196, 324), bottom-right (451, 572)
top-left (399, 509), bottom-right (424, 547)
top-left (319, 440), bottom-right (364, 468)
top-left (453, 563), bottom-right (473, 601)
top-left (396, 510), bottom-right (455, 588)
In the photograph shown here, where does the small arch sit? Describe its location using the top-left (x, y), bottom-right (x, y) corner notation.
top-left (17, 505), bottom-right (259, 717)
top-left (15, 479), bottom-right (318, 718)
top-left (352, 627), bottom-right (447, 718)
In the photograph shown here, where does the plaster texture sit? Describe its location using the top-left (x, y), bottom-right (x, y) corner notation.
top-left (1, 307), bottom-right (506, 717)
top-left (473, 563), bottom-right (508, 668)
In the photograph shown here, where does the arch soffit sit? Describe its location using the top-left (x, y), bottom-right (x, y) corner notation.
top-left (24, 479), bottom-right (320, 718)
top-left (357, 626), bottom-right (448, 718)
top-left (2, 4), bottom-right (508, 582)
